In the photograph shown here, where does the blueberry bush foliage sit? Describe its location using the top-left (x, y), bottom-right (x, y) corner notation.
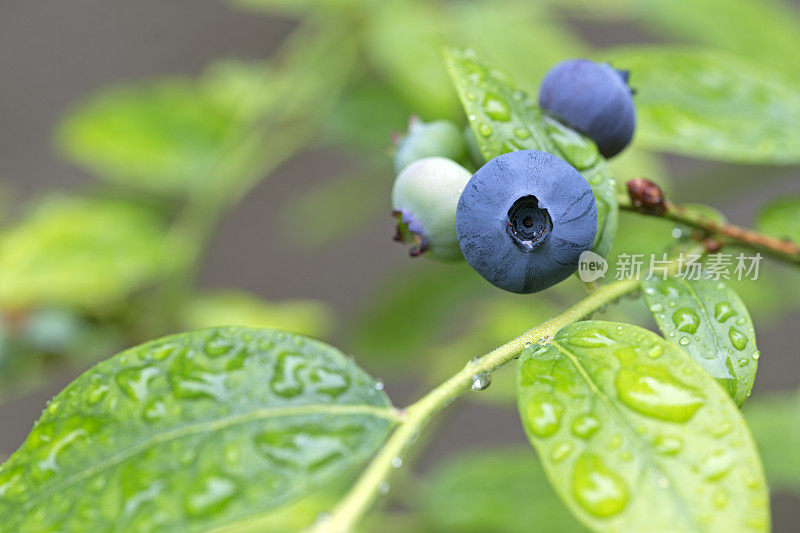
top-left (2, 0), bottom-right (800, 531)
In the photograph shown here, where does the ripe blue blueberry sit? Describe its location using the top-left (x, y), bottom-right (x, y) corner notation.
top-left (456, 150), bottom-right (597, 293)
top-left (538, 59), bottom-right (635, 158)
top-left (393, 117), bottom-right (467, 173)
top-left (392, 157), bottom-right (472, 261)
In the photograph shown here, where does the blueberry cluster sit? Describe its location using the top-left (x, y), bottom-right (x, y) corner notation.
top-left (390, 58), bottom-right (633, 293)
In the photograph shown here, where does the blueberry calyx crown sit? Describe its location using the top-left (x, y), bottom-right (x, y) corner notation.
top-left (505, 195), bottom-right (552, 253)
top-left (392, 209), bottom-right (429, 257)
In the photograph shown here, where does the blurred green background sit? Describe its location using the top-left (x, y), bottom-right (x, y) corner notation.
top-left (1, 0), bottom-right (800, 530)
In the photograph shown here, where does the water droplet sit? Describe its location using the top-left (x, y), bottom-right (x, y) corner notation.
top-left (142, 398), bottom-right (167, 422)
top-left (646, 345), bottom-right (663, 359)
top-left (714, 302), bottom-right (737, 323)
top-left (752, 351), bottom-right (760, 360)
top-left (378, 481), bottom-right (390, 495)
top-left (204, 332), bottom-right (234, 357)
top-left (738, 358), bottom-right (751, 368)
top-left (270, 352), bottom-right (307, 398)
top-left (696, 449), bottom-right (736, 480)
top-left (185, 475), bottom-right (238, 517)
top-left (672, 308), bottom-right (700, 334)
top-left (482, 93), bottom-right (511, 121)
top-left (478, 124), bottom-right (493, 137)
top-left (524, 397), bottom-right (563, 437)
top-left (391, 457), bottom-right (403, 469)
top-left (678, 337), bottom-right (690, 346)
top-left (86, 384), bottom-right (109, 405)
top-left (572, 453), bottom-right (629, 517)
top-left (735, 317), bottom-right (746, 326)
top-left (657, 476), bottom-right (670, 489)
top-left (471, 372), bottom-right (492, 391)
top-left (514, 128), bottom-right (531, 139)
top-left (550, 441), bottom-right (574, 463)
top-left (650, 304), bottom-right (663, 313)
top-left (571, 414), bottom-right (600, 439)
top-left (728, 327), bottom-right (748, 350)
top-left (615, 363), bottom-right (704, 422)
top-left (115, 366), bottom-right (160, 402)
top-left (672, 228), bottom-right (682, 239)
top-left (652, 435), bottom-right (683, 455)
top-left (568, 329), bottom-right (615, 348)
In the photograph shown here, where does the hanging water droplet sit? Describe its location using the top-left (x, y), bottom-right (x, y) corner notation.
top-left (471, 372), bottom-right (492, 391)
top-left (374, 379), bottom-right (385, 391)
top-left (671, 228), bottom-right (682, 239)
top-left (752, 350), bottom-right (760, 360)
top-left (391, 457), bottom-right (403, 469)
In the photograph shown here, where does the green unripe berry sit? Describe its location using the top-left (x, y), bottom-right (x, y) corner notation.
top-left (391, 157), bottom-right (471, 261)
top-left (393, 117), bottom-right (467, 174)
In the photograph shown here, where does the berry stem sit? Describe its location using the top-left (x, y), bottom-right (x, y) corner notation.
top-left (312, 278), bottom-right (640, 533)
top-left (618, 190), bottom-right (800, 266)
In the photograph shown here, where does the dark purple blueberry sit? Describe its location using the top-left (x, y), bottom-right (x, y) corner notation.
top-left (456, 150), bottom-right (597, 293)
top-left (539, 59), bottom-right (635, 158)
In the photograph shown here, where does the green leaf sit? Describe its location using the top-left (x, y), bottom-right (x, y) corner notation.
top-left (642, 277), bottom-right (758, 406)
top-left (280, 170), bottom-right (389, 246)
top-left (756, 196), bottom-right (800, 244)
top-left (348, 263), bottom-right (486, 370)
top-left (444, 47), bottom-right (618, 257)
top-left (56, 65), bottom-right (262, 195)
top-left (0, 196), bottom-right (170, 310)
top-left (516, 321), bottom-right (769, 532)
top-left (0, 327), bottom-right (396, 531)
top-left (181, 290), bottom-right (334, 338)
top-left (744, 390), bottom-right (800, 494)
top-left (418, 448), bottom-right (587, 533)
top-left (607, 47), bottom-right (800, 164)
top-left (592, 0), bottom-right (800, 80)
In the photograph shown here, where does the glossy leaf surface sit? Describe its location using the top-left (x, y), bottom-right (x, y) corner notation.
top-left (608, 47), bottom-right (800, 164)
top-left (642, 277), bottom-right (758, 406)
top-left (516, 321), bottom-right (769, 532)
top-left (445, 47), bottom-right (618, 257)
top-left (0, 327), bottom-right (396, 531)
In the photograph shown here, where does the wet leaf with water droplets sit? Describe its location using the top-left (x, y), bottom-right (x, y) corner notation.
top-left (642, 277), bottom-right (758, 406)
top-left (516, 321), bottom-right (769, 532)
top-left (0, 327), bottom-right (396, 531)
top-left (607, 47), bottom-right (800, 164)
top-left (444, 47), bottom-right (618, 257)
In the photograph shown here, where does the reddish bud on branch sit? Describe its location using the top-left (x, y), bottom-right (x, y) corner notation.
top-left (627, 178), bottom-right (666, 215)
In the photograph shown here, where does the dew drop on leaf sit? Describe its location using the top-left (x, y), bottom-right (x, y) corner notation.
top-left (728, 327), bottom-right (748, 351)
top-left (572, 452), bottom-right (629, 518)
top-left (524, 397), bottom-right (563, 437)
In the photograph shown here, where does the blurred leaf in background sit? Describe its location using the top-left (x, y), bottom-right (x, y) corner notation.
top-left (181, 290), bottom-right (334, 338)
top-left (417, 448), bottom-right (587, 532)
top-left (0, 195), bottom-right (171, 311)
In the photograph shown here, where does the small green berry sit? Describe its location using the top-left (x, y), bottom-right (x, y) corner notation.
top-left (393, 117), bottom-right (467, 173)
top-left (391, 157), bottom-right (471, 261)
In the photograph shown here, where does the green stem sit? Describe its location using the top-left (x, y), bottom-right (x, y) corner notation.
top-left (313, 278), bottom-right (640, 533)
top-left (618, 194), bottom-right (800, 266)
